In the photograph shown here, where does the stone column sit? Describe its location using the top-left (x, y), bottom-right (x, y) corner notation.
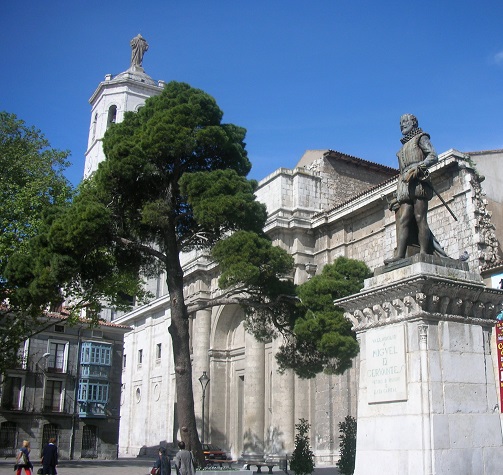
top-left (243, 331), bottom-right (265, 458)
top-left (269, 338), bottom-right (295, 454)
top-left (337, 254), bottom-right (503, 475)
top-left (192, 308), bottom-right (211, 438)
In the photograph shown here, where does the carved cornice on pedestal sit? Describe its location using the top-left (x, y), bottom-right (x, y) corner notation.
top-left (338, 273), bottom-right (503, 332)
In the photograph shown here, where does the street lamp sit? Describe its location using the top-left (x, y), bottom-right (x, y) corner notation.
top-left (198, 371), bottom-right (210, 444)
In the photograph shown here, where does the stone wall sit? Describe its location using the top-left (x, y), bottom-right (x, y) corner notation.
top-left (115, 149), bottom-right (502, 464)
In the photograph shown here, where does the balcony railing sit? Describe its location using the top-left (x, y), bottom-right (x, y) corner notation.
top-left (80, 365), bottom-right (110, 379)
top-left (78, 401), bottom-right (107, 418)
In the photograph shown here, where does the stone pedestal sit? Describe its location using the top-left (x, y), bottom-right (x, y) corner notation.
top-left (336, 255), bottom-right (503, 475)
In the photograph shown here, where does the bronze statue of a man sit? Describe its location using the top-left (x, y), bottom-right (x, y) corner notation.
top-left (386, 114), bottom-right (446, 263)
top-left (130, 34), bottom-right (149, 69)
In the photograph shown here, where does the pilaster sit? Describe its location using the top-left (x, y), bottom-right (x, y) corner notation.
top-left (243, 332), bottom-right (265, 458)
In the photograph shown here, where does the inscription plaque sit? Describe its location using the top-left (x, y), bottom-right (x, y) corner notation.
top-left (366, 324), bottom-right (407, 403)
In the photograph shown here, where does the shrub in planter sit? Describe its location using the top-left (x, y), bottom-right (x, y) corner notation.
top-left (336, 415), bottom-right (357, 475)
top-left (289, 418), bottom-right (315, 475)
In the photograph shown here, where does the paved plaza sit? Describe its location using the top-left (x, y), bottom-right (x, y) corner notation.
top-left (0, 459), bottom-right (340, 475)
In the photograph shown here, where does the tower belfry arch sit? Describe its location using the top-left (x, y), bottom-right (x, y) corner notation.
top-left (83, 34), bottom-right (165, 178)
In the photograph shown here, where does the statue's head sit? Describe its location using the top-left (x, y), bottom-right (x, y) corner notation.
top-left (400, 113), bottom-right (418, 135)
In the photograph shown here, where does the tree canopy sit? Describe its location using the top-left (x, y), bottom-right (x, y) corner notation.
top-left (275, 257), bottom-right (371, 378)
top-left (0, 111), bottom-right (72, 373)
top-left (6, 82), bottom-right (294, 463)
top-left (4, 84), bottom-right (370, 458)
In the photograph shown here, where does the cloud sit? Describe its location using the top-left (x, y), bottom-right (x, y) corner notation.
top-left (494, 51), bottom-right (503, 65)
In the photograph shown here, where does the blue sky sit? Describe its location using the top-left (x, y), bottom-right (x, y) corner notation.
top-left (2, 1), bottom-right (503, 187)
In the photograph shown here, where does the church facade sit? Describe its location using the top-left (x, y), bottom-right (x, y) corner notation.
top-left (84, 43), bottom-right (503, 463)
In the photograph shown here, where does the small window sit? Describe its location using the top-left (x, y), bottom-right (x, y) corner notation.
top-left (47, 341), bottom-right (68, 373)
top-left (91, 330), bottom-right (103, 338)
top-left (138, 349), bottom-right (143, 365)
top-left (44, 380), bottom-right (63, 412)
top-left (54, 325), bottom-right (65, 333)
top-left (1, 376), bottom-right (23, 410)
top-left (92, 113), bottom-right (97, 140)
top-left (156, 344), bottom-right (162, 360)
top-left (123, 354), bottom-right (127, 369)
top-left (107, 105), bottom-right (117, 129)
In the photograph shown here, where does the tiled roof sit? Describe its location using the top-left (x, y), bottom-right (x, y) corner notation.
top-left (324, 149), bottom-right (398, 174)
top-left (46, 311), bottom-right (132, 330)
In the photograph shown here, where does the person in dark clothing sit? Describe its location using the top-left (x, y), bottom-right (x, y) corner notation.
top-left (154, 446), bottom-right (171, 475)
top-left (174, 441), bottom-right (196, 475)
top-left (41, 438), bottom-right (58, 475)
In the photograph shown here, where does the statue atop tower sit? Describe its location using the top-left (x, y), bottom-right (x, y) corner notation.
top-left (130, 34), bottom-right (149, 71)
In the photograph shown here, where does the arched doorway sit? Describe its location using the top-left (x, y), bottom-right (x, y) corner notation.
top-left (0, 421), bottom-right (17, 457)
top-left (81, 424), bottom-right (98, 458)
top-left (209, 305), bottom-right (246, 458)
top-left (41, 424), bottom-right (59, 456)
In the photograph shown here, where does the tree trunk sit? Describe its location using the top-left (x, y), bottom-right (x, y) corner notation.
top-left (164, 230), bottom-right (204, 466)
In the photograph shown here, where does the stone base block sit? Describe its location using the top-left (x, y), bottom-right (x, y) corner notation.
top-left (336, 261), bottom-right (503, 475)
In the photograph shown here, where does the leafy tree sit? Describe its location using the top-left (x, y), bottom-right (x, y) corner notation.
top-left (275, 257), bottom-right (371, 378)
top-left (337, 415), bottom-right (357, 475)
top-left (6, 82), bottom-right (293, 464)
top-left (5, 86), bottom-right (369, 461)
top-left (289, 418), bottom-right (315, 475)
top-left (0, 112), bottom-right (72, 374)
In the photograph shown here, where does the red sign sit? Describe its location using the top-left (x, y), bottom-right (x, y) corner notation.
top-left (495, 321), bottom-right (503, 412)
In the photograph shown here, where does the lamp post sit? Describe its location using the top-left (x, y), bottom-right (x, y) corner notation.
top-left (198, 371), bottom-right (210, 444)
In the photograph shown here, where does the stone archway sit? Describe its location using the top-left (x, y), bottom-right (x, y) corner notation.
top-left (208, 304), bottom-right (246, 459)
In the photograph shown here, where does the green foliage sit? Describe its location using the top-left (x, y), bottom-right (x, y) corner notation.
top-left (212, 230), bottom-right (297, 341)
top-left (289, 419), bottom-right (315, 475)
top-left (6, 82), bottom-right (264, 316)
top-left (336, 415), bottom-right (357, 475)
top-left (276, 257), bottom-right (371, 378)
top-left (213, 231), bottom-right (293, 290)
top-left (4, 82), bottom-right (293, 456)
top-left (0, 111), bottom-right (72, 268)
top-left (180, 169), bottom-right (267, 245)
top-left (96, 81), bottom-right (253, 252)
top-left (0, 112), bottom-right (73, 374)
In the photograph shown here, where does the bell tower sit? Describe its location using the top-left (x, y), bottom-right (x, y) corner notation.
top-left (84, 34), bottom-right (165, 178)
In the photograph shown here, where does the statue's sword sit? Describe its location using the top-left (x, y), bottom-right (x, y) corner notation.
top-left (419, 168), bottom-right (458, 221)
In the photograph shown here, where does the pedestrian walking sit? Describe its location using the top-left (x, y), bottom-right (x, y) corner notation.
top-left (41, 437), bottom-right (58, 474)
top-left (174, 441), bottom-right (195, 475)
top-left (15, 440), bottom-right (33, 475)
top-left (151, 446), bottom-right (170, 475)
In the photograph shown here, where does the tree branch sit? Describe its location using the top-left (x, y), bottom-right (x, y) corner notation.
top-left (114, 236), bottom-right (167, 262)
